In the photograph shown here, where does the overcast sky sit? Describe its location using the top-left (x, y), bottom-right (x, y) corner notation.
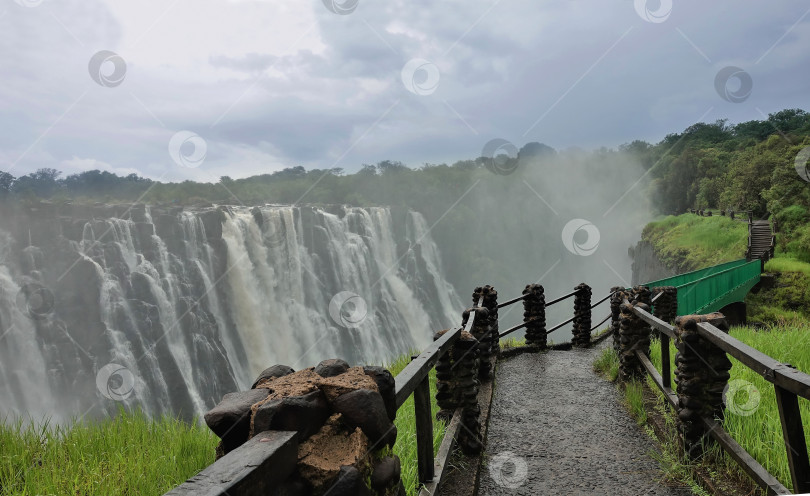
top-left (1, 0), bottom-right (809, 182)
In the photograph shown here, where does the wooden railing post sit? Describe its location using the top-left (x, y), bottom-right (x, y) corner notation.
top-left (673, 313), bottom-right (732, 458)
top-left (413, 366), bottom-right (434, 484)
top-left (523, 284), bottom-right (546, 349)
top-left (774, 386), bottom-right (810, 492)
top-left (572, 283), bottom-right (592, 347)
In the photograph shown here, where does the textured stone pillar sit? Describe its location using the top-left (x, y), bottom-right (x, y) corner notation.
top-left (479, 285), bottom-right (499, 358)
top-left (618, 299), bottom-right (651, 382)
top-left (471, 286), bottom-right (496, 380)
top-left (652, 286), bottom-right (677, 324)
top-left (434, 329), bottom-right (459, 422)
top-left (523, 284), bottom-right (546, 348)
top-left (609, 286), bottom-right (625, 354)
top-left (453, 332), bottom-right (482, 455)
top-left (572, 283), bottom-right (592, 347)
top-left (673, 313), bottom-right (732, 457)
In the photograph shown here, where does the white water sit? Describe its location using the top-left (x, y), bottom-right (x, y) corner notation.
top-left (0, 205), bottom-right (462, 420)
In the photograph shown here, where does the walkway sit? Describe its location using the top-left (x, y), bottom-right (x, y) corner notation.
top-left (478, 346), bottom-right (692, 495)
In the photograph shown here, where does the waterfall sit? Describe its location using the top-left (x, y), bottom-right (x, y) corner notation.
top-left (0, 204), bottom-right (462, 421)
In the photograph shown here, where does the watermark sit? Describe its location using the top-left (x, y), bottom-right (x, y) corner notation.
top-left (322, 0), bottom-right (358, 15)
top-left (401, 58), bottom-right (440, 96)
top-left (634, 0), bottom-right (672, 23)
top-left (329, 291), bottom-right (367, 329)
top-left (169, 131), bottom-right (207, 168)
top-left (724, 378), bottom-right (760, 416)
top-left (714, 66), bottom-right (753, 103)
top-left (96, 363), bottom-right (136, 401)
top-left (482, 138), bottom-right (519, 176)
top-left (88, 50), bottom-right (127, 88)
top-left (795, 146), bottom-right (810, 183)
top-left (14, 0), bottom-right (43, 7)
top-left (561, 219), bottom-right (600, 256)
top-left (488, 451), bottom-right (528, 489)
top-left (15, 282), bottom-right (55, 320)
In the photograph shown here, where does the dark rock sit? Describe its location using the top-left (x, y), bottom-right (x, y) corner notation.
top-left (274, 478), bottom-right (308, 496)
top-left (371, 456), bottom-right (402, 492)
top-left (326, 465), bottom-right (370, 496)
top-left (252, 390), bottom-right (330, 442)
top-left (332, 389), bottom-right (396, 448)
top-left (252, 364), bottom-right (295, 388)
top-left (363, 366), bottom-right (396, 421)
top-left (315, 358), bottom-right (350, 378)
top-left (204, 389), bottom-right (270, 454)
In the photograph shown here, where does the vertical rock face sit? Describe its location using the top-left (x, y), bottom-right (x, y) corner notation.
top-left (630, 240), bottom-right (676, 286)
top-left (0, 202), bottom-right (462, 421)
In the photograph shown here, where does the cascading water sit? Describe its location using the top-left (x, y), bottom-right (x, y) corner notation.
top-left (0, 203), bottom-right (462, 421)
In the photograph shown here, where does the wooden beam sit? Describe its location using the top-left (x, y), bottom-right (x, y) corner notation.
top-left (697, 323), bottom-right (810, 399)
top-left (164, 430), bottom-right (298, 496)
top-left (635, 350), bottom-right (678, 409)
top-left (414, 375), bottom-right (435, 484)
top-left (774, 385), bottom-right (810, 493)
top-left (633, 306), bottom-right (676, 338)
top-left (419, 409), bottom-right (463, 496)
top-left (395, 327), bottom-right (462, 408)
top-left (700, 417), bottom-right (791, 495)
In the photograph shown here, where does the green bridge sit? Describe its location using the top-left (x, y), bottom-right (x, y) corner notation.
top-left (643, 258), bottom-right (762, 316)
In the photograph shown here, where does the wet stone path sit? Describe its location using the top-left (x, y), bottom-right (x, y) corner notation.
top-left (478, 347), bottom-right (693, 496)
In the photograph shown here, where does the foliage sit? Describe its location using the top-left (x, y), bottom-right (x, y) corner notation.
top-left (0, 409), bottom-right (217, 496)
top-left (640, 213), bottom-right (748, 273)
top-left (650, 323), bottom-right (810, 493)
top-left (593, 347), bottom-right (619, 382)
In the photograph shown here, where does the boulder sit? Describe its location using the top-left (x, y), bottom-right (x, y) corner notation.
top-left (326, 465), bottom-right (372, 496)
top-left (315, 358), bottom-right (350, 378)
top-left (252, 364), bottom-right (295, 388)
top-left (204, 389), bottom-right (270, 454)
top-left (363, 366), bottom-right (396, 421)
top-left (316, 366), bottom-right (378, 403)
top-left (370, 456), bottom-right (401, 493)
top-left (251, 390), bottom-right (330, 441)
top-left (297, 415), bottom-right (369, 493)
top-left (332, 389), bottom-right (396, 448)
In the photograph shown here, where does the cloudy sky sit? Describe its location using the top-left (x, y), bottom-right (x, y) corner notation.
top-left (1, 0), bottom-right (808, 182)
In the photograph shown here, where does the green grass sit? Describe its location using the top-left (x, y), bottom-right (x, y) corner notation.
top-left (765, 257), bottom-right (810, 276)
top-left (386, 354), bottom-right (446, 496)
top-left (0, 409), bottom-right (217, 495)
top-left (0, 353), bottom-right (447, 496)
top-left (499, 336), bottom-right (526, 351)
top-left (624, 379), bottom-right (647, 425)
top-left (593, 347), bottom-right (619, 382)
top-left (649, 323), bottom-right (810, 492)
top-left (641, 213), bottom-right (748, 272)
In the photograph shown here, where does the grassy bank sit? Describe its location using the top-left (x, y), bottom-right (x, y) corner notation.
top-left (0, 410), bottom-right (217, 495)
top-left (0, 357), bottom-right (442, 496)
top-left (640, 213), bottom-right (748, 273)
top-left (647, 323), bottom-right (810, 492)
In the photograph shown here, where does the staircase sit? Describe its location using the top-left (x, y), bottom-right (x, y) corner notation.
top-left (746, 220), bottom-right (775, 262)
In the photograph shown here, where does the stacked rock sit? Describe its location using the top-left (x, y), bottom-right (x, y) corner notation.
top-left (453, 332), bottom-right (483, 455)
top-left (471, 286), bottom-right (496, 380)
top-left (478, 285), bottom-right (499, 358)
top-left (673, 313), bottom-right (732, 457)
top-left (618, 300), bottom-right (652, 382)
top-left (572, 283), bottom-right (592, 347)
top-left (434, 329), bottom-right (461, 421)
top-left (523, 284), bottom-right (546, 348)
top-left (204, 358), bottom-right (404, 496)
top-left (632, 285), bottom-right (652, 307)
top-left (652, 286), bottom-right (677, 324)
top-left (609, 286), bottom-right (625, 354)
